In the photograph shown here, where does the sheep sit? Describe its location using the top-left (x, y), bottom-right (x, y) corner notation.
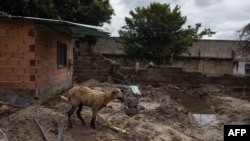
top-left (61, 86), bottom-right (123, 129)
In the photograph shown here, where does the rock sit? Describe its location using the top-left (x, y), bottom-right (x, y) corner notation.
top-left (0, 105), bottom-right (10, 115)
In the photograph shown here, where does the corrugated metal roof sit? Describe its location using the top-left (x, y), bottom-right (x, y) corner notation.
top-left (1, 15), bottom-right (110, 38)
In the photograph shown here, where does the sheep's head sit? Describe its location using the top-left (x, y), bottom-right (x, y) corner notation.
top-left (111, 88), bottom-right (123, 99)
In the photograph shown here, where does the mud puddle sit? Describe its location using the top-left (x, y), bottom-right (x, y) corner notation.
top-left (170, 92), bottom-right (218, 125)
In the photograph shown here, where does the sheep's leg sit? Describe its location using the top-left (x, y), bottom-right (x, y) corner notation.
top-left (91, 110), bottom-right (97, 129)
top-left (76, 103), bottom-right (86, 125)
top-left (68, 106), bottom-right (77, 128)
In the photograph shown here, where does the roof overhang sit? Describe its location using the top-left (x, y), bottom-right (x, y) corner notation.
top-left (0, 15), bottom-right (110, 38)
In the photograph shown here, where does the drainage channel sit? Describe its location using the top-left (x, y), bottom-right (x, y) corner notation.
top-left (171, 92), bottom-right (218, 125)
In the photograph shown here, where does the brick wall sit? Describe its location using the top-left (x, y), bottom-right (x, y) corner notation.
top-left (35, 25), bottom-right (73, 97)
top-left (0, 20), bottom-right (73, 98)
top-left (0, 20), bottom-right (36, 91)
top-left (73, 52), bottom-right (113, 82)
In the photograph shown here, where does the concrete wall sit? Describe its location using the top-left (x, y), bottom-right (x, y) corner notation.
top-left (93, 37), bottom-right (124, 55)
top-left (0, 19), bottom-right (73, 98)
top-left (119, 66), bottom-right (250, 86)
top-left (93, 37), bottom-right (245, 75)
top-left (183, 40), bottom-right (238, 59)
top-left (173, 57), bottom-right (234, 75)
top-left (93, 38), bottom-right (239, 57)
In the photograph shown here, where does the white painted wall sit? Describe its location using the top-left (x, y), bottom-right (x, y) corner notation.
top-left (233, 62), bottom-right (246, 75)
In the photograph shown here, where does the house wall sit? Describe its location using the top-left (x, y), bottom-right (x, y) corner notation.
top-left (35, 25), bottom-right (73, 97)
top-left (233, 61), bottom-right (250, 75)
top-left (0, 20), bottom-right (73, 98)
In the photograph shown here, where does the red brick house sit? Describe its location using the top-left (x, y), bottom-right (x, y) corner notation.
top-left (0, 16), bottom-right (109, 98)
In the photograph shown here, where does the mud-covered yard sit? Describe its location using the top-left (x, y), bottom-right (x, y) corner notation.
top-left (0, 79), bottom-right (250, 141)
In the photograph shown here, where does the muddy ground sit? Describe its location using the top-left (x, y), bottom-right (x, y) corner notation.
top-left (0, 79), bottom-right (250, 141)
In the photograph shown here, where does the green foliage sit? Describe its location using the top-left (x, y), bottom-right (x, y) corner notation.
top-left (0, 0), bottom-right (114, 26)
top-left (0, 0), bottom-right (114, 45)
top-left (0, 0), bottom-right (57, 18)
top-left (119, 2), bottom-right (215, 65)
top-left (53, 0), bottom-right (114, 26)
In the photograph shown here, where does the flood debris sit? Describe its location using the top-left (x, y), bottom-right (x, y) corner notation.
top-left (0, 100), bottom-right (24, 108)
top-left (56, 123), bottom-right (64, 141)
top-left (0, 100), bottom-right (24, 117)
top-left (97, 113), bottom-right (142, 139)
top-left (0, 129), bottom-right (8, 141)
top-left (97, 114), bottom-right (127, 134)
top-left (122, 85), bottom-right (143, 116)
top-left (34, 117), bottom-right (48, 141)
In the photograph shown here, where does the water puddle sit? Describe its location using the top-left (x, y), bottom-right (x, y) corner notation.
top-left (193, 114), bottom-right (218, 125)
top-left (170, 92), bottom-right (219, 125)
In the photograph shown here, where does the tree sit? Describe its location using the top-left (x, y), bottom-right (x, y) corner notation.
top-left (0, 0), bottom-right (58, 19)
top-left (118, 3), bottom-right (215, 65)
top-left (238, 23), bottom-right (250, 53)
top-left (0, 0), bottom-right (114, 45)
top-left (0, 0), bottom-right (113, 26)
top-left (53, 0), bottom-right (114, 26)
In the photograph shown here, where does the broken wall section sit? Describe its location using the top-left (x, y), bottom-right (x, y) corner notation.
top-left (119, 66), bottom-right (250, 86)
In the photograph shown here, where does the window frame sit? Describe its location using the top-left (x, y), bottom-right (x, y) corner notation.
top-left (245, 63), bottom-right (250, 75)
top-left (57, 41), bottom-right (67, 68)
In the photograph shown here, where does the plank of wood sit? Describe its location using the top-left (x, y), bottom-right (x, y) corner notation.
top-left (34, 117), bottom-right (49, 141)
top-left (57, 123), bottom-right (64, 141)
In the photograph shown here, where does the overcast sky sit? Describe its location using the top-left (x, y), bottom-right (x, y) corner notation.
top-left (102, 0), bottom-right (250, 40)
